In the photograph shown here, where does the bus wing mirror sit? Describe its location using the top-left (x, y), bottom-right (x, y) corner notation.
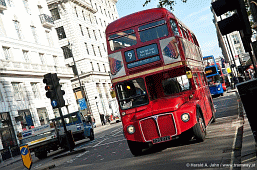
top-left (186, 71), bottom-right (192, 79)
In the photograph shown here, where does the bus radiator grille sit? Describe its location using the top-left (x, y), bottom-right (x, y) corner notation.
top-left (140, 118), bottom-right (159, 141)
top-left (158, 114), bottom-right (176, 137)
top-left (140, 114), bottom-right (176, 142)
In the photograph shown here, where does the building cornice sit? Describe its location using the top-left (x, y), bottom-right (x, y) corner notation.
top-left (47, 0), bottom-right (97, 13)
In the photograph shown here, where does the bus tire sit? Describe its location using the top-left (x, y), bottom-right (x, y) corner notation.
top-left (35, 151), bottom-right (47, 159)
top-left (127, 140), bottom-right (145, 156)
top-left (89, 129), bottom-right (94, 141)
top-left (192, 109), bottom-right (206, 142)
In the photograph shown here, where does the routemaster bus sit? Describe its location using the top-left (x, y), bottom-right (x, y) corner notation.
top-left (105, 8), bottom-right (215, 156)
top-left (203, 55), bottom-right (224, 96)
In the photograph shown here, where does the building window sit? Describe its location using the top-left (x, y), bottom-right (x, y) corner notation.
top-left (92, 45), bottom-right (96, 56)
top-left (46, 31), bottom-right (54, 47)
top-left (89, 14), bottom-right (92, 24)
top-left (99, 6), bottom-right (103, 14)
top-left (232, 34), bottom-right (240, 44)
top-left (37, 108), bottom-right (49, 125)
top-left (90, 62), bottom-right (94, 71)
top-left (99, 30), bottom-right (102, 38)
top-left (94, 16), bottom-right (98, 25)
top-left (236, 47), bottom-right (243, 54)
top-left (86, 27), bottom-right (91, 38)
top-left (98, 46), bottom-right (102, 57)
top-left (12, 82), bottom-right (23, 101)
top-left (103, 64), bottom-right (106, 72)
top-left (102, 43), bottom-right (106, 52)
top-left (56, 26), bottom-right (66, 40)
top-left (13, 20), bottom-right (22, 40)
top-left (99, 18), bottom-right (102, 26)
top-left (50, 8), bottom-right (60, 21)
top-left (97, 63), bottom-right (100, 71)
top-left (39, 53), bottom-right (45, 64)
top-left (85, 43), bottom-right (89, 55)
top-left (18, 110), bottom-right (34, 130)
top-left (31, 83), bottom-right (40, 99)
top-left (61, 46), bottom-right (72, 59)
top-left (23, 0), bottom-right (30, 14)
top-left (93, 30), bottom-right (97, 40)
top-left (79, 24), bottom-right (84, 36)
top-left (0, 112), bottom-right (17, 148)
top-left (2, 47), bottom-right (11, 60)
top-left (22, 50), bottom-right (29, 62)
top-left (31, 26), bottom-right (38, 43)
top-left (75, 7), bottom-right (78, 17)
top-left (82, 10), bottom-right (86, 20)
top-left (95, 3), bottom-right (98, 10)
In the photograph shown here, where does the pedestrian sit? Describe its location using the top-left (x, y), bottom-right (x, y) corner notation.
top-left (100, 114), bottom-right (105, 125)
top-left (105, 115), bottom-right (110, 124)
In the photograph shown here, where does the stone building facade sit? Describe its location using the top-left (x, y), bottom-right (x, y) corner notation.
top-left (46, 0), bottom-right (119, 126)
top-left (0, 0), bottom-right (78, 154)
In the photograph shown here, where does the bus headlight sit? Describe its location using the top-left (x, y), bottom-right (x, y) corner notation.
top-left (181, 113), bottom-right (190, 122)
top-left (127, 125), bottom-right (135, 134)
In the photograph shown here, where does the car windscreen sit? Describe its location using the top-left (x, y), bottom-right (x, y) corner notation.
top-left (116, 78), bottom-right (148, 110)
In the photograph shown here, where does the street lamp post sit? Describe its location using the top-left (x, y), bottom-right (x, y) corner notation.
top-left (67, 41), bottom-right (92, 118)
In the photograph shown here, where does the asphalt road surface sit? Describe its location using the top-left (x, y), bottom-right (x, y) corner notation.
top-left (3, 92), bottom-right (241, 170)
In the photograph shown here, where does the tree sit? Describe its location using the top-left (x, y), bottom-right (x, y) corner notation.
top-left (143, 0), bottom-right (187, 10)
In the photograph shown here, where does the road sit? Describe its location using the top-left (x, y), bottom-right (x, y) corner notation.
top-left (3, 92), bottom-right (241, 170)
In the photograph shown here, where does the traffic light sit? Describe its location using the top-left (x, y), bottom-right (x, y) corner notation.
top-left (43, 73), bottom-right (65, 108)
top-left (211, 0), bottom-right (251, 37)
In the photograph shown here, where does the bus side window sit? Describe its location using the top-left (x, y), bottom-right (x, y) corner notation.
top-left (191, 34), bottom-right (199, 46)
top-left (178, 25), bottom-right (186, 39)
top-left (170, 19), bottom-right (180, 36)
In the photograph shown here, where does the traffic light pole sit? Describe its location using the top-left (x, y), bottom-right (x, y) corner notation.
top-left (58, 107), bottom-right (72, 152)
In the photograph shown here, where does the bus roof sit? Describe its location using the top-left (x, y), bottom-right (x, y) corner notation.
top-left (106, 8), bottom-right (174, 34)
top-left (106, 8), bottom-right (194, 35)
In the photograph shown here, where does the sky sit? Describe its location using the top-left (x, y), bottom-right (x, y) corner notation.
top-left (115, 0), bottom-right (223, 58)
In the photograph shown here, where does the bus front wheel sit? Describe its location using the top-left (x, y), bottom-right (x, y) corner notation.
top-left (192, 109), bottom-right (206, 142)
top-left (127, 140), bottom-right (147, 156)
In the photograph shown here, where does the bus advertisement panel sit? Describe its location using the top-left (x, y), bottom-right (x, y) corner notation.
top-left (203, 56), bottom-right (224, 96)
top-left (106, 8), bottom-right (215, 156)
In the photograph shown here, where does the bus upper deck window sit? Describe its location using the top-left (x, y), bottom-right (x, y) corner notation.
top-left (108, 29), bottom-right (137, 51)
top-left (139, 20), bottom-right (168, 42)
top-left (170, 20), bottom-right (179, 36)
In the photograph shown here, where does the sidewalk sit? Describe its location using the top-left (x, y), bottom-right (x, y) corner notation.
top-left (241, 117), bottom-right (257, 169)
top-left (236, 88), bottom-right (257, 169)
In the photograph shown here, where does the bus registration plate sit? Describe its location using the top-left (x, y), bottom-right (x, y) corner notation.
top-left (153, 136), bottom-right (171, 144)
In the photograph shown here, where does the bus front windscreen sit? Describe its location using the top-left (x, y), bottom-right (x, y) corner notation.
top-left (116, 78), bottom-right (148, 110)
top-left (109, 29), bottom-right (137, 51)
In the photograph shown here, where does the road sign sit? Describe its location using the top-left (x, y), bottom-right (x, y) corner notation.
top-left (78, 98), bottom-right (87, 110)
top-left (51, 100), bottom-right (57, 107)
top-left (20, 145), bottom-right (32, 169)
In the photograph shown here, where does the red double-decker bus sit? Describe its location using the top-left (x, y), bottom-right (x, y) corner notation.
top-left (105, 8), bottom-right (215, 156)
